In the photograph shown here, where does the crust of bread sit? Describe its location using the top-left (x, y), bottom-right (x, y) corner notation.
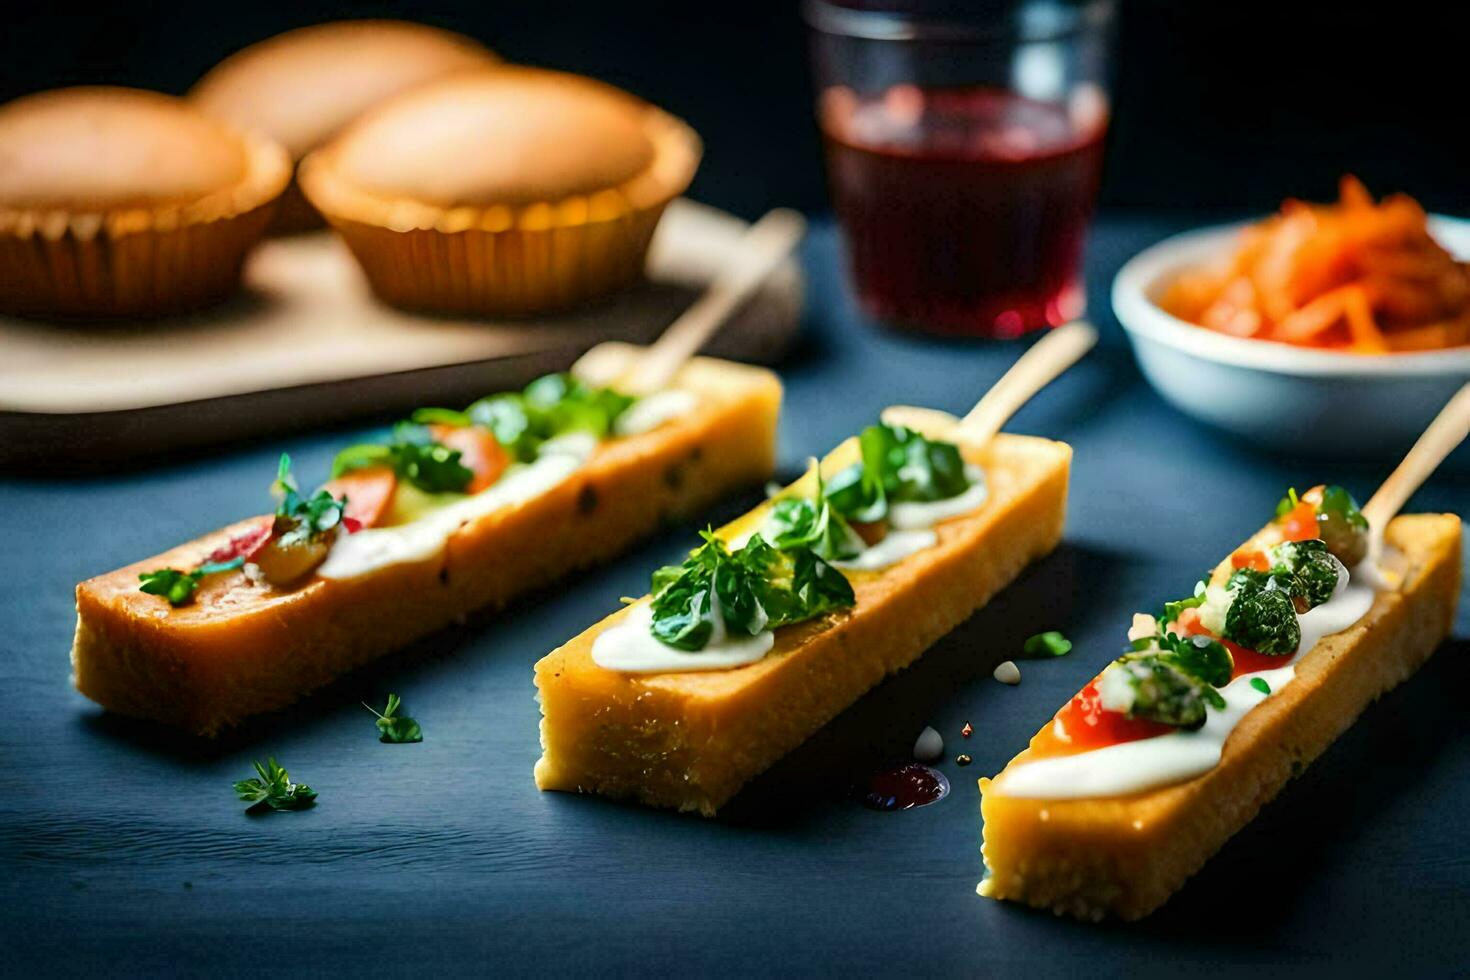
top-left (534, 433), bottom-right (1073, 816)
top-left (978, 513), bottom-right (1462, 921)
top-left (71, 355), bottom-right (781, 735)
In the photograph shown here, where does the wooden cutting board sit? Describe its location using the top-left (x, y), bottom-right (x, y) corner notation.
top-left (0, 199), bottom-right (802, 470)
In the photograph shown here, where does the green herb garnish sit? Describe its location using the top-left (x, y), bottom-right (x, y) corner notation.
top-left (1221, 573), bottom-right (1301, 655)
top-left (233, 757), bottom-right (318, 813)
top-left (1275, 486), bottom-right (1301, 519)
top-left (1108, 631), bottom-right (1233, 729)
top-left (764, 462), bottom-right (866, 561)
top-left (468, 373), bottom-right (634, 462)
top-left (649, 531), bottom-right (854, 651)
top-left (1264, 538), bottom-right (1345, 611)
top-left (138, 556), bottom-right (245, 606)
top-left (825, 423), bottom-right (971, 524)
top-left (1023, 631), bottom-right (1073, 658)
top-left (1250, 677), bottom-right (1271, 695)
top-left (363, 693), bottom-right (423, 744)
top-left (1159, 579), bottom-right (1209, 626)
top-left (272, 453), bottom-right (347, 541)
top-left (333, 423), bottom-right (473, 494)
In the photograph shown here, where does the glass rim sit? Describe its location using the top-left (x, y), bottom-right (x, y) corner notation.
top-left (802, 0), bottom-right (1116, 44)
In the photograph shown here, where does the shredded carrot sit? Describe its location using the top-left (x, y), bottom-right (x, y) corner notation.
top-left (1159, 176), bottom-right (1470, 354)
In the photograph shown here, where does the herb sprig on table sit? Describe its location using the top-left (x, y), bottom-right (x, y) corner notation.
top-left (363, 693), bottom-right (423, 744)
top-left (233, 758), bottom-right (318, 813)
top-left (824, 423), bottom-right (972, 523)
top-left (649, 531), bottom-right (855, 651)
top-left (1022, 630), bottom-right (1073, 658)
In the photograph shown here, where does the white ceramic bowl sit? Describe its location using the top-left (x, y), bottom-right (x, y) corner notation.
top-left (1112, 216), bottom-right (1470, 459)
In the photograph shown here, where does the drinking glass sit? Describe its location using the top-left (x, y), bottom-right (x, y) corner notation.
top-left (805, 0), bottom-right (1116, 337)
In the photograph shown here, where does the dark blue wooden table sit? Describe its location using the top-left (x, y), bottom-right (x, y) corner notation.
top-left (4, 218), bottom-right (1467, 976)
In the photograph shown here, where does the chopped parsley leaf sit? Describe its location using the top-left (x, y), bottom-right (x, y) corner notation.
top-left (649, 530), bottom-right (854, 652)
top-left (825, 423), bottom-right (971, 524)
top-left (233, 757), bottom-right (317, 813)
top-left (363, 693), bottom-right (423, 744)
top-left (1023, 631), bottom-right (1073, 657)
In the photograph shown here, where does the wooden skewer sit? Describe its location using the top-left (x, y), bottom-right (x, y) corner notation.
top-left (882, 320), bottom-right (1099, 445)
top-left (615, 208), bottom-right (807, 395)
top-left (1362, 382), bottom-right (1470, 532)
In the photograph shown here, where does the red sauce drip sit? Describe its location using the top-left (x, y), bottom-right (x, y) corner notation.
top-left (857, 762), bottom-right (950, 811)
top-left (819, 85), bottom-right (1106, 336)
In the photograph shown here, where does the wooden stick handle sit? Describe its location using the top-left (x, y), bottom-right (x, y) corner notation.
top-left (622, 208), bottom-right (807, 394)
top-left (1362, 382), bottom-right (1470, 530)
top-left (955, 320), bottom-right (1099, 445)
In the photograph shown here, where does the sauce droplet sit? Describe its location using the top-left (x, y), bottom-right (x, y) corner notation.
top-left (855, 762), bottom-right (950, 811)
top-left (961, 721), bottom-right (973, 738)
top-left (956, 754), bottom-right (973, 767)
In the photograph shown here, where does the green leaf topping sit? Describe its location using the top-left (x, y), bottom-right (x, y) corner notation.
top-left (764, 462), bottom-right (866, 561)
top-left (1275, 486), bottom-right (1301, 519)
top-left (468, 373), bottom-right (634, 462)
top-left (332, 373), bottom-right (635, 491)
top-left (1158, 579), bottom-right (1209, 627)
top-left (363, 693), bottom-right (423, 744)
top-left (1108, 631), bottom-right (1232, 729)
top-left (824, 423), bottom-right (971, 524)
top-left (232, 757), bottom-right (317, 813)
top-left (1264, 538), bottom-right (1345, 610)
top-left (1250, 677), bottom-right (1271, 695)
top-left (1221, 573), bottom-right (1301, 655)
top-left (648, 531), bottom-right (855, 652)
top-left (333, 424), bottom-right (473, 494)
top-left (138, 556), bottom-right (245, 606)
top-left (1022, 631), bottom-right (1073, 658)
top-left (410, 407), bottom-right (472, 427)
top-left (272, 453), bottom-right (348, 546)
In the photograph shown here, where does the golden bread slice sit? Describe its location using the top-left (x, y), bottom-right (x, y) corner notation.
top-left (72, 355), bottom-right (781, 735)
top-left (978, 513), bottom-right (1462, 921)
top-left (534, 432), bottom-right (1072, 815)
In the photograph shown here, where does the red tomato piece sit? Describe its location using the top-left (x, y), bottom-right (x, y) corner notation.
top-left (430, 424), bottom-right (510, 494)
top-left (1175, 608), bottom-right (1283, 679)
top-left (1231, 549), bottom-right (1269, 571)
top-left (1280, 499), bottom-right (1319, 542)
top-left (1029, 680), bottom-right (1175, 758)
top-left (321, 465), bottom-right (397, 530)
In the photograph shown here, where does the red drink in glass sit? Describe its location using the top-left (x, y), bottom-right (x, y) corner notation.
top-left (821, 83), bottom-right (1106, 337)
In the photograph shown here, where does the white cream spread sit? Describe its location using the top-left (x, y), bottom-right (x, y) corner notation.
top-left (830, 529), bottom-right (939, 571)
top-left (888, 465), bottom-right (988, 530)
top-left (995, 557), bottom-right (1386, 800)
top-left (590, 600), bottom-right (775, 673)
top-left (596, 461), bottom-right (991, 672)
top-left (614, 390), bottom-right (698, 437)
top-left (315, 390), bottom-right (697, 583)
top-left (318, 439), bottom-right (595, 581)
